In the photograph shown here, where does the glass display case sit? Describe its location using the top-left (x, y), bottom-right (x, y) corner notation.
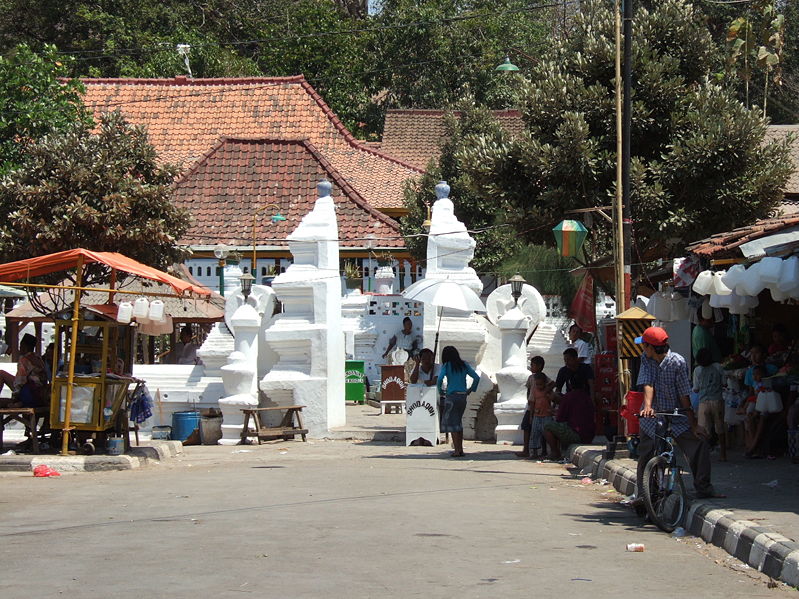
top-left (49, 318), bottom-right (134, 432)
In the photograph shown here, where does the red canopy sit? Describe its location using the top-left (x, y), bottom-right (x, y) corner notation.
top-left (0, 248), bottom-right (210, 296)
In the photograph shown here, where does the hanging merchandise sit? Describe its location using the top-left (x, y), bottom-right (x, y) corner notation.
top-left (117, 301), bottom-right (133, 324)
top-left (778, 256), bottom-right (799, 292)
top-left (132, 297), bottom-right (150, 319)
top-left (669, 291), bottom-right (690, 320)
top-left (771, 287), bottom-right (789, 302)
top-left (729, 292), bottom-right (750, 315)
top-left (709, 293), bottom-right (732, 309)
top-left (721, 264), bottom-right (746, 290)
top-left (738, 262), bottom-right (766, 297)
top-left (692, 270), bottom-right (714, 295)
top-left (759, 256), bottom-right (783, 285)
top-left (148, 299), bottom-right (165, 322)
top-left (711, 271), bottom-right (732, 296)
top-left (701, 297), bottom-right (713, 319)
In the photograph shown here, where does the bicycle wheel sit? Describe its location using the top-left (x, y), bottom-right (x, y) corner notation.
top-left (642, 455), bottom-right (688, 533)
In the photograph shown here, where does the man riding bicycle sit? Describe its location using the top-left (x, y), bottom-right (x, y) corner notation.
top-left (635, 326), bottom-right (722, 502)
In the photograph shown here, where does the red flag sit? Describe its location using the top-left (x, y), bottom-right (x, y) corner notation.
top-left (570, 274), bottom-right (596, 333)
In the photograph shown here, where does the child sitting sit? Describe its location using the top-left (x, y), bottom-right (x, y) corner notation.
top-left (529, 372), bottom-right (555, 459)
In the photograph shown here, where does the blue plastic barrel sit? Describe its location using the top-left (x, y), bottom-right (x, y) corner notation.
top-left (171, 411), bottom-right (201, 442)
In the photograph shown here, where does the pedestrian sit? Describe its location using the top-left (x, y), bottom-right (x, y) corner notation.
top-left (516, 355), bottom-right (553, 458)
top-left (635, 326), bottom-right (723, 505)
top-left (437, 345), bottom-right (480, 458)
top-left (542, 374), bottom-right (595, 461)
top-left (568, 323), bottom-right (592, 365)
top-left (529, 373), bottom-right (555, 459)
top-left (692, 347), bottom-right (726, 461)
top-left (691, 310), bottom-right (721, 363)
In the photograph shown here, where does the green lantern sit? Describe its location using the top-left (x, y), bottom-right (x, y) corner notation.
top-left (552, 219), bottom-right (588, 257)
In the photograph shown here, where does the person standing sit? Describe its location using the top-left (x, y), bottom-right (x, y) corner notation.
top-left (437, 346), bottom-right (480, 458)
top-left (555, 348), bottom-right (595, 401)
top-left (691, 311), bottom-right (721, 364)
top-left (517, 356), bottom-right (552, 458)
top-left (693, 347), bottom-right (727, 461)
top-left (410, 348), bottom-right (440, 386)
top-left (568, 324), bottom-right (592, 365)
top-left (170, 326), bottom-right (203, 365)
top-left (635, 326), bottom-right (722, 502)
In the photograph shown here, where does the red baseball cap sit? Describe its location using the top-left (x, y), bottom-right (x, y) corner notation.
top-left (635, 326), bottom-right (669, 346)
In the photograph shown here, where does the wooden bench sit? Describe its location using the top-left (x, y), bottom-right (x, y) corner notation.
top-left (380, 400), bottom-right (405, 415)
top-left (0, 407), bottom-right (50, 454)
top-left (240, 406), bottom-right (308, 444)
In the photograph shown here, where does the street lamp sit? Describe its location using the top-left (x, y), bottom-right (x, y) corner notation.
top-left (509, 272), bottom-right (526, 306)
top-left (239, 272), bottom-right (255, 301)
top-left (495, 56), bottom-right (519, 72)
top-left (251, 203), bottom-right (287, 283)
top-left (213, 243), bottom-right (229, 296)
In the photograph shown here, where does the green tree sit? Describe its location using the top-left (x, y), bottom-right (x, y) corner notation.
top-left (0, 111), bottom-right (190, 283)
top-left (0, 43), bottom-right (90, 174)
top-left (457, 0), bottom-right (794, 260)
top-left (499, 244), bottom-right (579, 308)
top-left (400, 100), bottom-right (521, 273)
top-left (367, 0), bottom-right (549, 126)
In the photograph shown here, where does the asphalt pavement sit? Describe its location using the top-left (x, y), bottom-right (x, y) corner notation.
top-left (0, 440), bottom-right (794, 598)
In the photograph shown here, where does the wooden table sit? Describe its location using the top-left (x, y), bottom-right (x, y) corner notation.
top-left (0, 407), bottom-right (50, 454)
top-left (240, 406), bottom-right (308, 444)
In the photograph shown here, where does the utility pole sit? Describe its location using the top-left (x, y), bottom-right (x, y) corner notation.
top-left (622, 0), bottom-right (633, 311)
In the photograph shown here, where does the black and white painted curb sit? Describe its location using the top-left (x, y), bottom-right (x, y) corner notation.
top-left (569, 445), bottom-right (799, 587)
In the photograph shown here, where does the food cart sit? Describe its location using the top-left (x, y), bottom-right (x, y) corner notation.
top-left (49, 315), bottom-right (136, 450)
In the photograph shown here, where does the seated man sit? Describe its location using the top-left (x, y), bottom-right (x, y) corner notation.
top-left (542, 374), bottom-right (595, 461)
top-left (410, 348), bottom-right (440, 386)
top-left (0, 334), bottom-right (47, 408)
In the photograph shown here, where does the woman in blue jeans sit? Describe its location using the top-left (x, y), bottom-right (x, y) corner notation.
top-left (437, 346), bottom-right (480, 457)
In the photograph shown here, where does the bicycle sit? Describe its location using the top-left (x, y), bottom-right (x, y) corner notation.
top-left (640, 408), bottom-right (690, 533)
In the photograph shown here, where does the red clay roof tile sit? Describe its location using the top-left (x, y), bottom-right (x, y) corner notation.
top-left (380, 108), bottom-right (524, 170)
top-left (79, 76), bottom-right (421, 211)
top-left (173, 138), bottom-right (404, 250)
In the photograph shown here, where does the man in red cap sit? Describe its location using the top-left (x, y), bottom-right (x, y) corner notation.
top-left (634, 326), bottom-right (722, 502)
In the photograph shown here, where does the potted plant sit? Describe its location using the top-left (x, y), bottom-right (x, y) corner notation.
top-left (343, 261), bottom-right (362, 292)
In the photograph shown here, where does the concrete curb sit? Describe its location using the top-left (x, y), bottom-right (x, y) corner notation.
top-left (569, 445), bottom-right (799, 587)
top-left (0, 440), bottom-right (183, 473)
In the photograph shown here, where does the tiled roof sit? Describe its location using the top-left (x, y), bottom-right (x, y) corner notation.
top-left (79, 76), bottom-right (421, 210)
top-left (172, 137), bottom-right (404, 250)
top-left (765, 125), bottom-right (799, 196)
top-left (379, 109), bottom-right (524, 170)
top-left (686, 214), bottom-right (799, 258)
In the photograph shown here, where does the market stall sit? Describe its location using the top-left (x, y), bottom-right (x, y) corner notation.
top-left (0, 249), bottom-right (212, 455)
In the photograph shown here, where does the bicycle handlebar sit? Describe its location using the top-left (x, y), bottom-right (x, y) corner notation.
top-left (635, 408), bottom-right (690, 418)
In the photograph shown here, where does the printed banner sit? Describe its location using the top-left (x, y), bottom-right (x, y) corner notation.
top-left (570, 274), bottom-right (596, 333)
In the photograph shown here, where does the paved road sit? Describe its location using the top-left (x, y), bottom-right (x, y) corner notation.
top-left (0, 441), bottom-right (793, 598)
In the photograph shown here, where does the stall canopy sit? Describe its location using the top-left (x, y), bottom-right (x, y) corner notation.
top-left (0, 248), bottom-right (210, 296)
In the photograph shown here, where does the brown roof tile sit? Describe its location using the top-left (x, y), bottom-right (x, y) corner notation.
top-left (79, 76), bottom-right (421, 211)
top-left (379, 108), bottom-right (524, 170)
top-left (173, 137), bottom-right (404, 250)
top-left (686, 214), bottom-right (799, 258)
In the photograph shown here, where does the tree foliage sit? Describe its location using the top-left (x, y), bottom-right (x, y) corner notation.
top-left (498, 244), bottom-right (579, 308)
top-left (0, 44), bottom-right (90, 174)
top-left (0, 111), bottom-right (190, 283)
top-left (400, 100), bottom-right (521, 273)
top-left (0, 0), bottom-right (553, 135)
top-left (456, 0), bottom-right (794, 260)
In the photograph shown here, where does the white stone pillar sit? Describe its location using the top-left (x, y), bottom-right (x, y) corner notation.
top-left (260, 180), bottom-right (345, 436)
top-left (217, 303), bottom-right (260, 445)
top-left (421, 181), bottom-right (489, 439)
top-left (494, 305), bottom-right (530, 445)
